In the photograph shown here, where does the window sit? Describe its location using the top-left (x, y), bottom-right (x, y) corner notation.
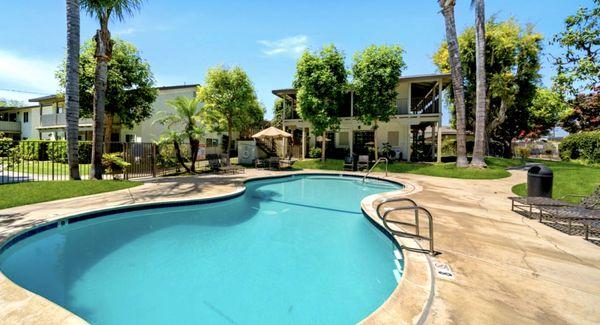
top-left (9, 113), bottom-right (17, 122)
top-left (206, 138), bottom-right (218, 147)
top-left (23, 112), bottom-right (29, 123)
top-left (338, 132), bottom-right (349, 146)
top-left (353, 130), bottom-right (374, 155)
top-left (387, 131), bottom-right (399, 147)
top-left (125, 134), bottom-right (135, 143)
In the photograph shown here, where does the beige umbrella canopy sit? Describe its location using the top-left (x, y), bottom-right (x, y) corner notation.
top-left (252, 126), bottom-right (292, 139)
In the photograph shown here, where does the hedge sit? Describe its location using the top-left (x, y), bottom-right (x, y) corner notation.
top-left (16, 141), bottom-right (92, 163)
top-left (559, 131), bottom-right (600, 164)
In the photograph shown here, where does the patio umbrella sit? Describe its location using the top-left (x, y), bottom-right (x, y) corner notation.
top-left (252, 126), bottom-right (292, 139)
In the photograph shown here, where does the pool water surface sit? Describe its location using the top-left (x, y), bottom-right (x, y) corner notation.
top-left (0, 174), bottom-right (404, 324)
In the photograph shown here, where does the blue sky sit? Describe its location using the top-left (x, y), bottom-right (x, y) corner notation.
top-left (0, 0), bottom-right (594, 123)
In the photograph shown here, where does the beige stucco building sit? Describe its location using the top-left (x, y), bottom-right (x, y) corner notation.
top-left (273, 73), bottom-right (450, 162)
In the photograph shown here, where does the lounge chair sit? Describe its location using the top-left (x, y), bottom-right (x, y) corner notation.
top-left (357, 155), bottom-right (369, 171)
top-left (510, 185), bottom-right (599, 220)
top-left (343, 156), bottom-right (354, 171)
top-left (279, 155), bottom-right (296, 169)
top-left (207, 155), bottom-right (223, 173)
top-left (537, 187), bottom-right (600, 236)
top-left (254, 158), bottom-right (268, 169)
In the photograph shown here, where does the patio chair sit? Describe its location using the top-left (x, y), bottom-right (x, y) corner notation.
top-left (254, 158), bottom-right (268, 169)
top-left (219, 154), bottom-right (245, 174)
top-left (343, 156), bottom-right (354, 171)
top-left (357, 155), bottom-right (369, 171)
top-left (207, 155), bottom-right (223, 173)
top-left (279, 154), bottom-right (296, 169)
top-left (268, 156), bottom-right (280, 170)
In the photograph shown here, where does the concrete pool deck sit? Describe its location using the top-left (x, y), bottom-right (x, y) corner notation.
top-left (0, 169), bottom-right (599, 324)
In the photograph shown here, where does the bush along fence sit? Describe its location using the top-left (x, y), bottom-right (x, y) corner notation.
top-left (0, 140), bottom-right (162, 184)
top-left (559, 131), bottom-right (600, 165)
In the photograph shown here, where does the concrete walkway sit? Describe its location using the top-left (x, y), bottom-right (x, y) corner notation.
top-left (0, 169), bottom-right (599, 324)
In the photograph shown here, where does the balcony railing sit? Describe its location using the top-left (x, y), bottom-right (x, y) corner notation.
top-left (40, 113), bottom-right (93, 127)
top-left (0, 121), bottom-right (20, 132)
top-left (397, 96), bottom-right (440, 115)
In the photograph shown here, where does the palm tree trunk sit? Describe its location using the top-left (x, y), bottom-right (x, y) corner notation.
top-left (471, 0), bottom-right (487, 168)
top-left (439, 0), bottom-right (469, 167)
top-left (90, 25), bottom-right (111, 180)
top-left (65, 0), bottom-right (80, 180)
top-left (189, 137), bottom-right (199, 172)
top-left (321, 131), bottom-right (326, 162)
top-left (174, 140), bottom-right (191, 173)
top-left (226, 123), bottom-right (233, 164)
top-left (103, 113), bottom-right (114, 144)
top-left (373, 120), bottom-right (379, 160)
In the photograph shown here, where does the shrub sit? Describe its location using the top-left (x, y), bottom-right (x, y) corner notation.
top-left (514, 146), bottom-right (531, 159)
top-left (442, 138), bottom-right (457, 157)
top-left (559, 131), bottom-right (600, 164)
top-left (0, 137), bottom-right (15, 157)
top-left (45, 141), bottom-right (92, 164)
top-left (102, 153), bottom-right (131, 179)
top-left (309, 147), bottom-right (322, 158)
top-left (19, 141), bottom-right (49, 161)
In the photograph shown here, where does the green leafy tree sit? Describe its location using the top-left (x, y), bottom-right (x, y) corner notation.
top-left (437, 0), bottom-right (469, 167)
top-left (293, 45), bottom-right (347, 162)
top-left (561, 86), bottom-right (600, 133)
top-left (57, 38), bottom-right (158, 148)
top-left (433, 18), bottom-right (543, 157)
top-left (65, 0), bottom-right (81, 180)
top-left (271, 98), bottom-right (285, 128)
top-left (552, 0), bottom-right (600, 96)
top-left (154, 96), bottom-right (205, 173)
top-left (80, 0), bottom-right (145, 180)
top-left (528, 88), bottom-right (569, 136)
top-left (352, 44), bottom-right (406, 160)
top-left (197, 66), bottom-right (264, 162)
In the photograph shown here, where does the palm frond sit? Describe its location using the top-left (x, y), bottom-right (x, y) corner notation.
top-left (80, 0), bottom-right (145, 22)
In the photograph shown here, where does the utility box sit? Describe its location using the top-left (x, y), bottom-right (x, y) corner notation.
top-left (237, 140), bottom-right (257, 165)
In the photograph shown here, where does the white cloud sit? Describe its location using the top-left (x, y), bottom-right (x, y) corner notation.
top-left (258, 35), bottom-right (309, 58)
top-left (0, 50), bottom-right (60, 98)
top-left (115, 27), bottom-right (136, 36)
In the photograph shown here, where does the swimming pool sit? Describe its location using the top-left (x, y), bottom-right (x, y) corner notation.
top-left (0, 174), bottom-right (404, 324)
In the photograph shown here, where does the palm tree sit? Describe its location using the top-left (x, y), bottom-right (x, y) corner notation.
top-left (154, 96), bottom-right (205, 173)
top-left (471, 0), bottom-right (487, 167)
top-left (65, 0), bottom-right (81, 180)
top-left (80, 0), bottom-right (145, 180)
top-left (438, 0), bottom-right (469, 167)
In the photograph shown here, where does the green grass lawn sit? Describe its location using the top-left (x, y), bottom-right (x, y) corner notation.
top-left (0, 180), bottom-right (142, 210)
top-left (511, 160), bottom-right (600, 203)
top-left (294, 156), bottom-right (522, 179)
top-left (7, 161), bottom-right (91, 176)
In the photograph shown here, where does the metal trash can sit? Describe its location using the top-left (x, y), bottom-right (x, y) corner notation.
top-left (527, 164), bottom-right (553, 198)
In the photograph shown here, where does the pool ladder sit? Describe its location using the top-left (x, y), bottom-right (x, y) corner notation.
top-left (362, 158), bottom-right (388, 183)
top-left (375, 197), bottom-right (436, 255)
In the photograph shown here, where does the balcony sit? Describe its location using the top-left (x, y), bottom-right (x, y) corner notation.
top-left (0, 121), bottom-right (20, 132)
top-left (397, 96), bottom-right (440, 115)
top-left (40, 113), bottom-right (93, 127)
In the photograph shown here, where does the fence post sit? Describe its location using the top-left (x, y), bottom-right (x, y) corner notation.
top-left (151, 143), bottom-right (157, 177)
top-left (123, 142), bottom-right (129, 180)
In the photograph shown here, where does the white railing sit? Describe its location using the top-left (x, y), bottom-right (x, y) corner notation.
top-left (41, 113), bottom-right (93, 127)
top-left (0, 121), bottom-right (20, 132)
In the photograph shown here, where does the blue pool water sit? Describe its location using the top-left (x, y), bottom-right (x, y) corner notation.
top-left (0, 174), bottom-right (404, 324)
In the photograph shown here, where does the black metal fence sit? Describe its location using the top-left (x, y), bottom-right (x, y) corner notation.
top-left (0, 140), bottom-right (159, 184)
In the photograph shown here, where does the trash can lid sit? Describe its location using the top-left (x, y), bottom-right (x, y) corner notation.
top-left (528, 164), bottom-right (553, 176)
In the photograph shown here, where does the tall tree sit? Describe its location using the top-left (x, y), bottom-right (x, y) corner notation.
top-left (352, 45), bottom-right (406, 160)
top-left (552, 0), bottom-right (599, 97)
top-left (197, 66), bottom-right (264, 163)
top-left (57, 38), bottom-right (158, 140)
top-left (471, 0), bottom-right (487, 167)
top-left (434, 18), bottom-right (543, 157)
top-left (154, 96), bottom-right (205, 173)
top-left (527, 88), bottom-right (569, 137)
top-left (65, 0), bottom-right (81, 180)
top-left (561, 86), bottom-right (600, 133)
top-left (80, 0), bottom-right (144, 180)
top-left (293, 45), bottom-right (347, 162)
top-left (438, 0), bottom-right (469, 167)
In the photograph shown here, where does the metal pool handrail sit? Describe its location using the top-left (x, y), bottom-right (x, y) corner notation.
top-left (362, 157), bottom-right (388, 183)
top-left (375, 198), bottom-right (436, 255)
